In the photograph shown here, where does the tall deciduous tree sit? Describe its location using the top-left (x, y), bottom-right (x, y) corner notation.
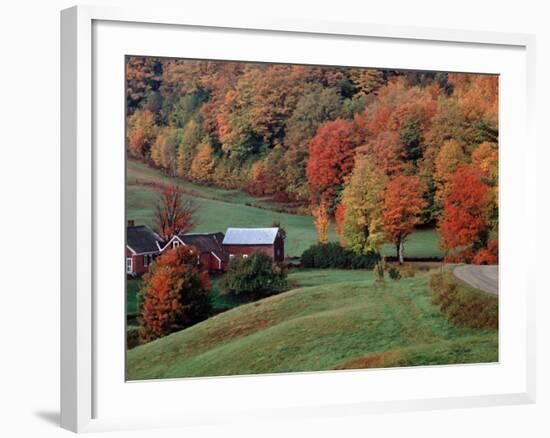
top-left (151, 128), bottom-right (182, 176)
top-left (472, 141), bottom-right (498, 184)
top-left (382, 176), bottom-right (427, 263)
top-left (312, 201), bottom-right (330, 244)
top-left (283, 85), bottom-right (344, 201)
top-left (433, 139), bottom-right (466, 207)
top-left (439, 165), bottom-right (489, 261)
top-left (176, 120), bottom-right (203, 178)
top-left (472, 141), bottom-right (499, 235)
top-left (139, 245), bottom-right (211, 342)
top-left (306, 118), bottom-right (359, 209)
top-left (340, 155), bottom-right (387, 254)
top-left (190, 140), bottom-right (215, 182)
top-left (127, 110), bottom-right (157, 159)
top-left (154, 185), bottom-right (196, 240)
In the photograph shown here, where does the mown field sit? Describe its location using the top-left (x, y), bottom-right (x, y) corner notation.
top-left (126, 159), bottom-right (444, 259)
top-left (126, 268), bottom-right (498, 380)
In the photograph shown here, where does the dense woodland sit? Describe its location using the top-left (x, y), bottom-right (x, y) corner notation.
top-left (126, 57), bottom-right (498, 263)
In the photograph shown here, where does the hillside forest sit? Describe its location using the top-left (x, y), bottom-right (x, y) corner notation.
top-left (126, 57), bottom-right (498, 263)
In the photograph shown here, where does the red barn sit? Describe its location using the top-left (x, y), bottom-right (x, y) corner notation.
top-left (222, 227), bottom-right (284, 262)
top-left (126, 221), bottom-right (163, 276)
top-left (162, 232), bottom-right (229, 272)
top-left (126, 222), bottom-right (283, 276)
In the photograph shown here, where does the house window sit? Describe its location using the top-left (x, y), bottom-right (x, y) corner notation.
top-left (126, 257), bottom-right (133, 274)
top-left (229, 254), bottom-right (235, 259)
top-left (173, 240), bottom-right (180, 248)
top-left (243, 254), bottom-right (248, 259)
top-left (144, 254), bottom-right (152, 266)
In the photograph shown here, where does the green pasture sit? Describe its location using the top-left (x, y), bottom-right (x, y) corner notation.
top-left (127, 268), bottom-right (498, 380)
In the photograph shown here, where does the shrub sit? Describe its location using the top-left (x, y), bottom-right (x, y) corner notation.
top-left (126, 326), bottom-right (140, 350)
top-left (429, 272), bottom-right (498, 329)
top-left (219, 252), bottom-right (288, 299)
top-left (301, 242), bottom-right (347, 268)
top-left (138, 246), bottom-right (212, 343)
top-left (301, 242), bottom-right (379, 269)
top-left (388, 266), bottom-right (401, 280)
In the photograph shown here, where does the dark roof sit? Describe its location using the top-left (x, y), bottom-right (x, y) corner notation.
top-left (222, 228), bottom-right (279, 245)
top-left (127, 225), bottom-right (163, 254)
top-left (179, 232), bottom-right (229, 262)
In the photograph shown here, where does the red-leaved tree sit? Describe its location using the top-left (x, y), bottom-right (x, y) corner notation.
top-left (382, 175), bottom-right (427, 263)
top-left (154, 185), bottom-right (196, 240)
top-left (439, 165), bottom-right (489, 261)
top-left (138, 245), bottom-right (211, 343)
top-left (306, 118), bottom-right (360, 210)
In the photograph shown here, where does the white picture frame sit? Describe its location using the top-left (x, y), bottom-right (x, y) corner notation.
top-left (60, 4), bottom-right (536, 433)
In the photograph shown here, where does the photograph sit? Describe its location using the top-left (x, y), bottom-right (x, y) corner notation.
top-left (124, 56), bottom-right (499, 380)
top-left (1, 0), bottom-right (545, 435)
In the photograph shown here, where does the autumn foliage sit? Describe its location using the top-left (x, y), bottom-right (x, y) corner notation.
top-left (154, 185), bottom-right (196, 240)
top-left (312, 201), bottom-right (330, 244)
top-left (139, 245), bottom-right (212, 343)
top-left (339, 155), bottom-right (387, 254)
top-left (382, 176), bottom-right (427, 263)
top-left (306, 118), bottom-right (360, 209)
top-left (126, 57), bottom-right (499, 264)
top-left (439, 165), bottom-right (492, 262)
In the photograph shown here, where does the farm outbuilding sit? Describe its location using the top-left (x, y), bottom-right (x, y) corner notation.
top-left (126, 220), bottom-right (230, 275)
top-left (127, 222), bottom-right (284, 276)
top-left (163, 232), bottom-right (229, 272)
top-left (222, 227), bottom-right (284, 262)
top-left (126, 221), bottom-right (164, 276)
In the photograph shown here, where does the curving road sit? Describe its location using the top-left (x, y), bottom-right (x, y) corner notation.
top-left (453, 265), bottom-right (499, 295)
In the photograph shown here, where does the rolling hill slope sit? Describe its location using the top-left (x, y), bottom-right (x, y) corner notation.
top-left (126, 270), bottom-right (497, 380)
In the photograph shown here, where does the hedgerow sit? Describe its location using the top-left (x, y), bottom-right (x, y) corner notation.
top-left (301, 242), bottom-right (380, 270)
top-left (429, 271), bottom-right (498, 330)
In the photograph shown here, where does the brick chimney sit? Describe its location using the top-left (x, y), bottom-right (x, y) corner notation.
top-left (127, 219), bottom-right (135, 227)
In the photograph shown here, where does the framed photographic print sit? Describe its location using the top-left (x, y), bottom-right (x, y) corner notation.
top-left (61, 5), bottom-right (536, 433)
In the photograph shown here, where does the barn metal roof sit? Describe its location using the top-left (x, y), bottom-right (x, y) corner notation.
top-left (222, 228), bottom-right (279, 245)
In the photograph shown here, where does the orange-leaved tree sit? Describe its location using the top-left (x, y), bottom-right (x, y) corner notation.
top-left (154, 185), bottom-right (196, 240)
top-left (312, 201), bottom-right (330, 244)
top-left (334, 202), bottom-right (346, 239)
top-left (138, 245), bottom-right (211, 343)
top-left (439, 164), bottom-right (489, 262)
top-left (127, 109), bottom-right (157, 159)
top-left (433, 139), bottom-right (466, 207)
top-left (382, 175), bottom-right (427, 264)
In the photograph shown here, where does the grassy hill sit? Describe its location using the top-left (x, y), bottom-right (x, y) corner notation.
top-left (126, 159), bottom-right (444, 259)
top-left (126, 269), bottom-right (497, 380)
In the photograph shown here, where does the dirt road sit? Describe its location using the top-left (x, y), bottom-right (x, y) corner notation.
top-left (453, 265), bottom-right (498, 295)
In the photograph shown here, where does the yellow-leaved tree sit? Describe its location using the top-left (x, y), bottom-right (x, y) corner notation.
top-left (340, 155), bottom-right (387, 255)
top-left (190, 140), bottom-right (215, 182)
